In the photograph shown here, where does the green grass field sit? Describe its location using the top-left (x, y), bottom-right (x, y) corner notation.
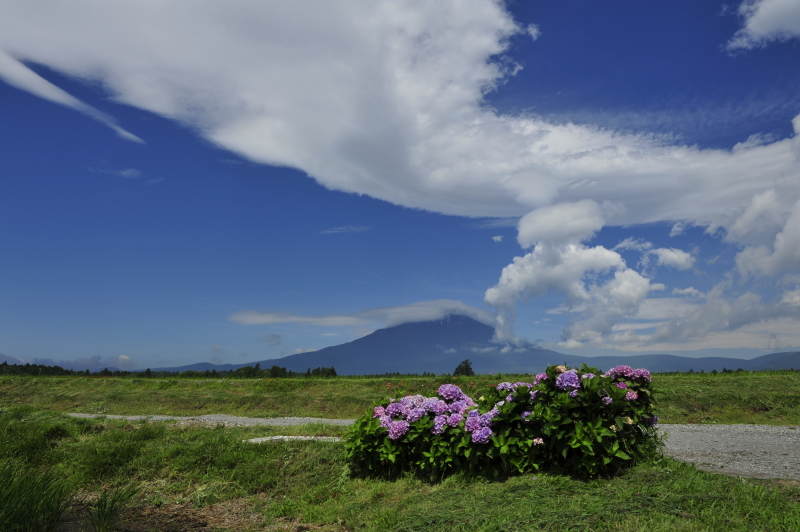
top-left (2, 372), bottom-right (799, 531)
top-left (2, 370), bottom-right (799, 423)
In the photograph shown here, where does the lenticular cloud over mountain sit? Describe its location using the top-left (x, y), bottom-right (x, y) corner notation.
top-left (1, 0), bottom-right (799, 350)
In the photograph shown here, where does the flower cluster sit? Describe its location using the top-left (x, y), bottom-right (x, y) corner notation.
top-left (555, 369), bottom-right (581, 392)
top-left (602, 365), bottom-right (651, 382)
top-left (375, 383), bottom-right (480, 439)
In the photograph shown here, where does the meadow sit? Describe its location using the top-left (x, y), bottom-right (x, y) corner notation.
top-left (1, 371), bottom-right (799, 531)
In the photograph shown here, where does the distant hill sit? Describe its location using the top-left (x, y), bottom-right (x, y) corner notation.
top-left (0, 353), bottom-right (26, 365)
top-left (140, 315), bottom-right (800, 375)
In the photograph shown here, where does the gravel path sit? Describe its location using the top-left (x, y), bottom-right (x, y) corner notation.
top-left (67, 414), bottom-right (800, 480)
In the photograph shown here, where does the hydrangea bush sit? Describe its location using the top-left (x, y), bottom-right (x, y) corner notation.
top-left (345, 364), bottom-right (661, 479)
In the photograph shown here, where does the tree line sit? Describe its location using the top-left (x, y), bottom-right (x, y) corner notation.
top-left (0, 361), bottom-right (337, 379)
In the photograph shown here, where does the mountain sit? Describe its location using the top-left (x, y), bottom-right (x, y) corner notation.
top-left (0, 353), bottom-right (26, 365)
top-left (140, 315), bottom-right (800, 375)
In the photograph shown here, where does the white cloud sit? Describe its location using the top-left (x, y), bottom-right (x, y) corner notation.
top-left (320, 225), bottom-right (370, 235)
top-left (735, 198), bottom-right (800, 277)
top-left (0, 1), bottom-right (796, 226)
top-left (613, 237), bottom-right (653, 252)
top-left (526, 24), bottom-right (542, 41)
top-left (673, 286), bottom-right (705, 298)
top-left (492, 235), bottom-right (503, 242)
top-left (293, 348), bottom-right (317, 354)
top-left (517, 200), bottom-right (605, 248)
top-left (728, 0), bottom-right (800, 50)
top-left (649, 247), bottom-right (695, 270)
top-left (0, 51), bottom-right (143, 142)
top-left (90, 167), bottom-right (142, 179)
top-left (669, 222), bottom-right (685, 237)
top-left (484, 238), bottom-right (663, 345)
top-left (229, 299), bottom-right (496, 329)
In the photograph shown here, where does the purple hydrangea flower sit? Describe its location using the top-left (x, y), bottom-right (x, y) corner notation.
top-left (446, 413), bottom-right (463, 427)
top-left (438, 384), bottom-right (466, 401)
top-left (506, 394), bottom-right (514, 402)
top-left (496, 382), bottom-right (514, 392)
top-left (631, 369), bottom-right (652, 382)
top-left (533, 373), bottom-right (548, 386)
top-left (581, 373), bottom-right (595, 379)
top-left (615, 382), bottom-right (628, 389)
top-left (406, 407), bottom-right (427, 422)
top-left (431, 414), bottom-right (447, 435)
top-left (569, 390), bottom-right (578, 398)
top-left (422, 398), bottom-right (448, 415)
top-left (602, 365), bottom-right (634, 379)
top-left (532, 437), bottom-right (544, 446)
top-left (447, 398), bottom-right (476, 415)
top-left (399, 394), bottom-right (426, 408)
top-left (602, 396), bottom-right (613, 405)
top-left (556, 369), bottom-right (581, 392)
top-left (379, 415), bottom-right (392, 428)
top-left (480, 408), bottom-right (499, 426)
top-left (373, 406), bottom-right (385, 418)
top-left (644, 414), bottom-right (659, 427)
top-left (521, 411), bottom-right (532, 423)
top-left (388, 420), bottom-right (410, 440)
top-left (467, 409), bottom-right (480, 418)
top-left (530, 390), bottom-right (540, 401)
top-left (471, 426), bottom-right (493, 444)
top-left (465, 416), bottom-right (482, 432)
top-left (625, 391), bottom-right (638, 401)
top-left (513, 382), bottom-right (533, 389)
top-left (385, 402), bottom-right (404, 418)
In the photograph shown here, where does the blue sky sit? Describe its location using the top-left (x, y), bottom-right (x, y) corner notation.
top-left (1, 0), bottom-right (800, 371)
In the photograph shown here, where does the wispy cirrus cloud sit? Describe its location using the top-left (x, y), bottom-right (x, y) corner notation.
top-left (0, 51), bottom-right (143, 143)
top-left (230, 299), bottom-right (496, 329)
top-left (319, 225), bottom-right (370, 235)
top-left (89, 167), bottom-right (142, 179)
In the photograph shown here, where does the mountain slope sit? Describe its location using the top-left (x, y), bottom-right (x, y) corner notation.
top-left (141, 316), bottom-right (800, 375)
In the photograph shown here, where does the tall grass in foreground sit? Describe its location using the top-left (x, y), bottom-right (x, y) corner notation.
top-left (0, 407), bottom-right (799, 531)
top-left (0, 460), bottom-right (74, 532)
top-left (85, 484), bottom-right (139, 532)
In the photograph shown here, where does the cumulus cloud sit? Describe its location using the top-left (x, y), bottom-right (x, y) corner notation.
top-left (649, 247), bottom-right (695, 270)
top-left (728, 0), bottom-right (800, 50)
top-left (492, 235), bottom-right (503, 242)
top-left (485, 204), bottom-right (663, 345)
top-left (735, 198), bottom-right (800, 277)
top-left (669, 222), bottom-right (685, 237)
top-left (229, 299), bottom-right (496, 329)
top-left (526, 24), bottom-right (542, 41)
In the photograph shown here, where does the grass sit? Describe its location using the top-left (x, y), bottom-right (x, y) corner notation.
top-left (1, 371), bottom-right (799, 530)
top-left (1, 370), bottom-right (799, 424)
top-left (0, 404), bottom-right (798, 531)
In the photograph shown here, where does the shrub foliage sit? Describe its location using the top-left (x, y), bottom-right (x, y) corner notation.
top-left (345, 364), bottom-right (661, 479)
